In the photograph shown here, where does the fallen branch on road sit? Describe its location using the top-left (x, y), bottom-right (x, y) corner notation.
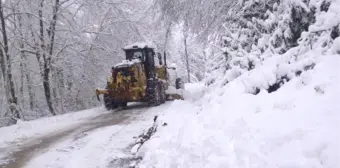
top-left (131, 115), bottom-right (159, 154)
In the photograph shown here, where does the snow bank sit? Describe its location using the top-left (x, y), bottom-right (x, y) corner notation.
top-left (332, 37), bottom-right (340, 54)
top-left (137, 100), bottom-right (201, 161)
top-left (183, 83), bottom-right (206, 101)
top-left (137, 54), bottom-right (340, 168)
top-left (165, 86), bottom-right (182, 95)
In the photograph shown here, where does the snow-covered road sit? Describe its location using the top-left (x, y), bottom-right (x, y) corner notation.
top-left (0, 103), bottom-right (170, 168)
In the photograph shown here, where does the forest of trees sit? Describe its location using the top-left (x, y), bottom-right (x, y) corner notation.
top-left (155, 0), bottom-right (338, 90)
top-left (0, 0), bottom-right (208, 126)
top-left (0, 0), bottom-right (152, 125)
top-left (1, 0), bottom-right (338, 126)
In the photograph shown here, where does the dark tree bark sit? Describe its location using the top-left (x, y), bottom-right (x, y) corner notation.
top-left (184, 35), bottom-right (191, 83)
top-left (163, 22), bottom-right (172, 52)
top-left (19, 55), bottom-right (24, 107)
top-left (36, 0), bottom-right (61, 115)
top-left (0, 42), bottom-right (5, 84)
top-left (48, 0), bottom-right (60, 57)
top-left (0, 49), bottom-right (7, 93)
top-left (17, 13), bottom-right (35, 110)
top-left (38, 0), bottom-right (55, 115)
top-left (12, 3), bottom-right (25, 110)
top-left (0, 0), bottom-right (20, 121)
top-left (183, 19), bottom-right (190, 83)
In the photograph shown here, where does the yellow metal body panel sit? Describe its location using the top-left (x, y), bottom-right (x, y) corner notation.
top-left (107, 63), bottom-right (148, 102)
top-left (156, 66), bottom-right (168, 80)
top-left (96, 61), bottom-right (184, 103)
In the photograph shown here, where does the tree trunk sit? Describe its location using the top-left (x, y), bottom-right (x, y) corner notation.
top-left (49, 0), bottom-right (61, 113)
top-left (0, 0), bottom-right (20, 121)
top-left (13, 4), bottom-right (25, 110)
top-left (17, 12), bottom-right (35, 110)
top-left (48, 0), bottom-right (60, 57)
top-left (0, 49), bottom-right (7, 95)
top-left (38, 0), bottom-right (56, 115)
top-left (43, 68), bottom-right (54, 114)
top-left (184, 36), bottom-right (191, 83)
top-left (19, 59), bottom-right (25, 108)
top-left (163, 22), bottom-right (172, 52)
top-left (0, 44), bottom-right (5, 85)
top-left (25, 71), bottom-right (35, 110)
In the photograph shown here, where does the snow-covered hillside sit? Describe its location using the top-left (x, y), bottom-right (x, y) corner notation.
top-left (134, 0), bottom-right (340, 167)
top-left (0, 0), bottom-right (339, 167)
top-left (136, 53), bottom-right (340, 168)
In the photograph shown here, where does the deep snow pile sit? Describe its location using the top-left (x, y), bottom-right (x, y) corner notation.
top-left (135, 0), bottom-right (340, 164)
top-left (136, 53), bottom-right (340, 168)
top-left (206, 0), bottom-right (340, 89)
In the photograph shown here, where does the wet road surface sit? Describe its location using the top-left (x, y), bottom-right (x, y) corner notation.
top-left (0, 103), bottom-right (149, 168)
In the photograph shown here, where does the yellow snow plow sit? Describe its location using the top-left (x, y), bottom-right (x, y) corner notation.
top-left (96, 43), bottom-right (184, 109)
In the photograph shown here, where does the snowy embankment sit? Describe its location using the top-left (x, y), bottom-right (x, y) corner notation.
top-left (136, 54), bottom-right (340, 168)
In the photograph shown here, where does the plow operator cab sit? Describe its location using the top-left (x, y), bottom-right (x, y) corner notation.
top-left (96, 43), bottom-right (183, 110)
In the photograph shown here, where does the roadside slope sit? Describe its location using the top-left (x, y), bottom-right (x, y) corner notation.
top-left (136, 55), bottom-right (340, 168)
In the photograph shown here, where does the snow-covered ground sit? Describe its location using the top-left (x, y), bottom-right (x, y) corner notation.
top-left (23, 105), bottom-right (163, 168)
top-left (0, 102), bottom-right (173, 168)
top-left (136, 54), bottom-right (340, 168)
top-left (0, 107), bottom-right (110, 166)
top-left (0, 54), bottom-right (338, 168)
top-left (0, 107), bottom-right (108, 149)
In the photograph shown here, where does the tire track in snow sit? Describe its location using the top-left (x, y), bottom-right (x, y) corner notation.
top-left (0, 103), bottom-right (150, 168)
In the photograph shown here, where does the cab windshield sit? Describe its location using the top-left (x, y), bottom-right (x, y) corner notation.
top-left (125, 50), bottom-right (144, 60)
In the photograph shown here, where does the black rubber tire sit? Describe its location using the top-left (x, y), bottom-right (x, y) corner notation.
top-left (147, 80), bottom-right (161, 106)
top-left (103, 83), bottom-right (117, 110)
top-left (175, 78), bottom-right (184, 89)
top-left (104, 94), bottom-right (117, 110)
top-left (159, 83), bottom-right (166, 104)
top-left (120, 102), bottom-right (127, 107)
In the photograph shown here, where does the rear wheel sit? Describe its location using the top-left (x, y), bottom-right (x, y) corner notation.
top-left (147, 80), bottom-right (161, 106)
top-left (175, 78), bottom-right (184, 89)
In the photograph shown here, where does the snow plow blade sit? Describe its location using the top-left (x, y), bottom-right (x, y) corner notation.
top-left (95, 89), bottom-right (109, 101)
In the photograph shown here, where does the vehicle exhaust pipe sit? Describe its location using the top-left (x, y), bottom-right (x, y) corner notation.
top-left (163, 51), bottom-right (167, 66)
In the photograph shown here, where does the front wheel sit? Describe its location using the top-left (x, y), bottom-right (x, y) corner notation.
top-left (103, 94), bottom-right (117, 110)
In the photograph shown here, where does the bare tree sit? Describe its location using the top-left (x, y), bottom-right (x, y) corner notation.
top-left (183, 31), bottom-right (190, 83)
top-left (0, 0), bottom-right (157, 126)
top-left (0, 0), bottom-right (21, 123)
